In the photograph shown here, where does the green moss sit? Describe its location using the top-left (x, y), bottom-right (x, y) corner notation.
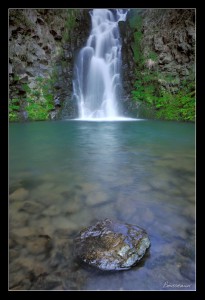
top-left (132, 71), bottom-right (195, 121)
top-left (155, 80), bottom-right (195, 121)
top-left (130, 12), bottom-right (195, 122)
top-left (62, 9), bottom-right (78, 42)
top-left (128, 10), bottom-right (143, 29)
top-left (9, 111), bottom-right (19, 121)
top-left (9, 75), bottom-right (56, 122)
top-left (147, 51), bottom-right (158, 62)
top-left (132, 69), bottom-right (160, 105)
top-left (131, 15), bottom-right (144, 68)
top-left (9, 97), bottom-right (20, 121)
top-left (23, 77), bottom-right (55, 121)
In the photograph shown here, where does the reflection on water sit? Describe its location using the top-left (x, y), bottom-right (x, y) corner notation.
top-left (9, 120), bottom-right (195, 290)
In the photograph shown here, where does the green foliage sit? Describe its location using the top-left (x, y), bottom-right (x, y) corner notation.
top-left (23, 77), bottom-right (54, 121)
top-left (22, 83), bottom-right (31, 93)
top-left (155, 80), bottom-right (195, 121)
top-left (133, 31), bottom-right (143, 65)
top-left (9, 76), bottom-right (55, 122)
top-left (159, 73), bottom-right (174, 82)
top-left (147, 51), bottom-right (158, 62)
top-left (128, 10), bottom-right (143, 29)
top-left (131, 15), bottom-right (144, 67)
top-left (132, 70), bottom-right (160, 105)
top-left (13, 75), bottom-right (20, 81)
top-left (9, 111), bottom-right (19, 121)
top-left (25, 101), bottom-right (51, 120)
top-left (9, 98), bottom-right (20, 121)
top-left (62, 9), bottom-right (78, 42)
top-left (132, 72), bottom-right (195, 121)
top-left (130, 12), bottom-right (195, 122)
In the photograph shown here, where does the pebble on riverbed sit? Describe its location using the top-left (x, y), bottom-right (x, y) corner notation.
top-left (74, 218), bottom-right (151, 271)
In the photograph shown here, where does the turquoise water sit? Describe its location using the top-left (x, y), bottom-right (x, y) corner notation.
top-left (9, 120), bottom-right (195, 290)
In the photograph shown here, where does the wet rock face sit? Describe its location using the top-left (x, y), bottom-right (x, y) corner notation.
top-left (120, 9), bottom-right (195, 117)
top-left (74, 219), bottom-right (150, 271)
top-left (9, 9), bottom-right (90, 120)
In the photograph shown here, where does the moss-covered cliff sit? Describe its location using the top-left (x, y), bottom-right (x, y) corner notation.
top-left (9, 9), bottom-right (90, 121)
top-left (122, 9), bottom-right (195, 121)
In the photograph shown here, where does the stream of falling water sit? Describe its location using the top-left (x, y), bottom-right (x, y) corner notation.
top-left (73, 9), bottom-right (128, 120)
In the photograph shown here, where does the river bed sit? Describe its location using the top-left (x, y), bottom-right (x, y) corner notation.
top-left (9, 119), bottom-right (195, 290)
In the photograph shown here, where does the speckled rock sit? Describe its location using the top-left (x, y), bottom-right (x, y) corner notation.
top-left (74, 219), bottom-right (150, 271)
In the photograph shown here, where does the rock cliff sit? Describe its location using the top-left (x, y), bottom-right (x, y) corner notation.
top-left (121, 9), bottom-right (195, 118)
top-left (9, 9), bottom-right (90, 121)
top-left (9, 9), bottom-right (195, 121)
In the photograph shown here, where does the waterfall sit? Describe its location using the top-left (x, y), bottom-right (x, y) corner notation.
top-left (73, 9), bottom-right (128, 120)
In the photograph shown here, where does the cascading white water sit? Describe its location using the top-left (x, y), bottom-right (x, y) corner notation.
top-left (73, 9), bottom-right (128, 120)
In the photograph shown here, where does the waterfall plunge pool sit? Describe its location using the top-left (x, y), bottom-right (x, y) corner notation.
top-left (9, 119), bottom-right (195, 290)
top-left (71, 117), bottom-right (144, 121)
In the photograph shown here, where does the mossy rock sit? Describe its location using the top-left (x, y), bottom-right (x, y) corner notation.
top-left (74, 218), bottom-right (151, 271)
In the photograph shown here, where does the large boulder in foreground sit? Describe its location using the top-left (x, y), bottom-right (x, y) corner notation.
top-left (74, 218), bottom-right (151, 271)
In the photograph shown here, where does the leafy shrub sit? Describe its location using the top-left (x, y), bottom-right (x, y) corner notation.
top-left (9, 76), bottom-right (55, 121)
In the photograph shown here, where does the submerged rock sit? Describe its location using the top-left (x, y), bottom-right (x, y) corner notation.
top-left (74, 218), bottom-right (151, 271)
